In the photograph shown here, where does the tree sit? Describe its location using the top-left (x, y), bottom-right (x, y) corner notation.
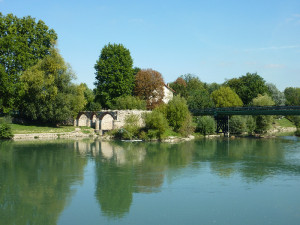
top-left (81, 83), bottom-right (101, 111)
top-left (211, 86), bottom-right (243, 107)
top-left (187, 88), bottom-right (214, 110)
top-left (266, 83), bottom-right (285, 106)
top-left (0, 13), bottom-right (57, 112)
top-left (166, 96), bottom-right (190, 131)
top-left (94, 43), bottom-right (134, 108)
top-left (19, 48), bottom-right (86, 125)
top-left (226, 73), bottom-right (268, 105)
top-left (134, 69), bottom-right (165, 109)
top-left (169, 77), bottom-right (187, 99)
top-left (284, 87), bottom-right (300, 106)
top-left (112, 95), bottom-right (146, 110)
top-left (252, 94), bottom-right (275, 133)
top-left (195, 116), bottom-right (216, 135)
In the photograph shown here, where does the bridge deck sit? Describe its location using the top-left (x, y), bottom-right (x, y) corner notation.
top-left (192, 106), bottom-right (300, 116)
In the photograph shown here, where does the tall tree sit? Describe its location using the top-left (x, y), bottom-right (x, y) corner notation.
top-left (134, 69), bottom-right (165, 109)
top-left (94, 43), bottom-right (134, 108)
top-left (19, 48), bottom-right (86, 125)
top-left (0, 13), bottom-right (57, 112)
top-left (169, 77), bottom-right (187, 99)
top-left (211, 86), bottom-right (243, 107)
top-left (284, 87), bottom-right (300, 106)
top-left (225, 73), bottom-right (268, 105)
top-left (266, 83), bottom-right (286, 106)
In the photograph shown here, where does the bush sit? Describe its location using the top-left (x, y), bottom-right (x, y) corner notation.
top-left (295, 128), bottom-right (300, 137)
top-left (166, 96), bottom-right (190, 131)
top-left (0, 123), bottom-right (13, 139)
top-left (196, 116), bottom-right (216, 135)
top-left (112, 95), bottom-right (146, 110)
top-left (229, 116), bottom-right (246, 135)
top-left (246, 116), bottom-right (256, 134)
top-left (178, 114), bottom-right (195, 137)
top-left (122, 114), bottom-right (140, 140)
top-left (254, 115), bottom-right (273, 134)
top-left (143, 111), bottom-right (169, 139)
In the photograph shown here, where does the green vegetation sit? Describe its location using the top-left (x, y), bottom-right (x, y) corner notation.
top-left (195, 116), bottom-right (216, 136)
top-left (211, 86), bottom-right (243, 107)
top-left (0, 13), bottom-right (57, 113)
top-left (11, 124), bottom-right (75, 134)
top-left (94, 43), bottom-right (135, 108)
top-left (112, 95), bottom-right (146, 110)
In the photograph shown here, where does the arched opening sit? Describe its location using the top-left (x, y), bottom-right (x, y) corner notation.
top-left (78, 114), bottom-right (89, 127)
top-left (101, 114), bottom-right (114, 132)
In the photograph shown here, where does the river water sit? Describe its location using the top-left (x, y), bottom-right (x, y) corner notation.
top-left (0, 137), bottom-right (300, 225)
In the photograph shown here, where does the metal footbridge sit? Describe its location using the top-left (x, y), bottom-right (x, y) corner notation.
top-left (191, 106), bottom-right (300, 134)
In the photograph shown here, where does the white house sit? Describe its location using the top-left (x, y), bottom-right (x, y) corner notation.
top-left (162, 84), bottom-right (175, 104)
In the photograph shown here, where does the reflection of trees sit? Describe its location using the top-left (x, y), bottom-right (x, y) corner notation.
top-left (92, 138), bottom-right (300, 219)
top-left (0, 140), bottom-right (87, 225)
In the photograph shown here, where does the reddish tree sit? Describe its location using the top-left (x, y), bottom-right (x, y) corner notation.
top-left (134, 69), bottom-right (165, 109)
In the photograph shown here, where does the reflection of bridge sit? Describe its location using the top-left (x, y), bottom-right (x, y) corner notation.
top-left (191, 106), bottom-right (300, 134)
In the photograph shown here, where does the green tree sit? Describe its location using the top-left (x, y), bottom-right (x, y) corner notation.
top-left (169, 77), bottom-right (188, 99)
top-left (134, 69), bottom-right (165, 109)
top-left (195, 116), bottom-right (216, 135)
top-left (19, 48), bottom-right (86, 125)
top-left (112, 95), bottom-right (146, 110)
top-left (81, 83), bottom-right (101, 111)
top-left (229, 116), bottom-right (247, 135)
top-left (284, 87), bottom-right (300, 106)
top-left (143, 111), bottom-right (169, 139)
top-left (211, 86), bottom-right (243, 107)
top-left (252, 94), bottom-right (275, 133)
top-left (266, 83), bottom-right (285, 106)
top-left (0, 13), bottom-right (57, 112)
top-left (94, 43), bottom-right (134, 108)
top-left (166, 96), bottom-right (190, 131)
top-left (226, 73), bottom-right (268, 105)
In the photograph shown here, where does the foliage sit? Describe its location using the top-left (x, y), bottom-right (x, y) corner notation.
top-left (134, 69), bottom-right (165, 109)
top-left (0, 13), bottom-right (57, 112)
top-left (252, 94), bottom-right (275, 133)
top-left (246, 116), bottom-right (256, 134)
top-left (178, 113), bottom-right (195, 137)
top-left (112, 95), bottom-right (146, 110)
top-left (284, 87), bottom-right (300, 106)
top-left (229, 116), bottom-right (247, 135)
top-left (195, 116), bottom-right (216, 135)
top-left (94, 43), bottom-right (134, 108)
top-left (81, 83), bottom-right (101, 111)
top-left (143, 111), bottom-right (169, 139)
top-left (295, 128), bottom-right (300, 137)
top-left (187, 88), bottom-right (214, 110)
top-left (205, 82), bottom-right (221, 94)
top-left (266, 83), bottom-right (285, 106)
top-left (121, 114), bottom-right (140, 140)
top-left (286, 116), bottom-right (300, 128)
top-left (0, 118), bottom-right (13, 139)
top-left (225, 73), bottom-right (268, 105)
top-left (166, 96), bottom-right (190, 131)
top-left (169, 77), bottom-right (188, 98)
top-left (19, 48), bottom-right (86, 125)
top-left (252, 94), bottom-right (275, 106)
top-left (211, 86), bottom-right (243, 107)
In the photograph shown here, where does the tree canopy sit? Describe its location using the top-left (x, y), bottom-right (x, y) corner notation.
top-left (19, 48), bottom-right (86, 125)
top-left (226, 73), bottom-right (268, 105)
top-left (0, 13), bottom-right (57, 112)
top-left (134, 69), bottom-right (165, 109)
top-left (211, 86), bottom-right (243, 107)
top-left (94, 43), bottom-right (134, 109)
top-left (284, 87), bottom-right (300, 106)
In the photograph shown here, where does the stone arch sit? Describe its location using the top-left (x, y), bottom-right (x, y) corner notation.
top-left (77, 113), bottom-right (89, 127)
top-left (100, 114), bottom-right (114, 131)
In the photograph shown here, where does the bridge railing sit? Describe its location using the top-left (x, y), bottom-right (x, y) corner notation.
top-left (192, 106), bottom-right (300, 116)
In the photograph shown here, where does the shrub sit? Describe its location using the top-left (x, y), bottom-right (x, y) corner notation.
top-left (229, 116), bottom-right (247, 135)
top-left (0, 123), bottom-right (13, 139)
top-left (112, 95), bottom-right (146, 110)
top-left (178, 114), bottom-right (195, 137)
top-left (246, 116), bottom-right (256, 134)
top-left (122, 114), bottom-right (140, 140)
top-left (143, 111), bottom-right (169, 139)
top-left (196, 116), bottom-right (216, 135)
top-left (166, 96), bottom-right (189, 131)
top-left (295, 128), bottom-right (300, 137)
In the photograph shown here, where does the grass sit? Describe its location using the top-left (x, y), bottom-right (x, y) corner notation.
top-left (11, 124), bottom-right (76, 134)
top-left (274, 117), bottom-right (295, 128)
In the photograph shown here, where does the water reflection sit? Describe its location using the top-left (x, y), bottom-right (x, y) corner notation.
top-left (1, 137), bottom-right (300, 222)
top-left (0, 140), bottom-right (87, 225)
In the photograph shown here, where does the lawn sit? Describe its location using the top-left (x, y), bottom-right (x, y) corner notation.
top-left (11, 124), bottom-right (76, 134)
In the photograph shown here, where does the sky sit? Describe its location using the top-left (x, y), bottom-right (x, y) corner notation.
top-left (1, 0), bottom-right (300, 91)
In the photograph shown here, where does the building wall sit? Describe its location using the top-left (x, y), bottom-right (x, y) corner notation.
top-left (162, 86), bottom-right (174, 104)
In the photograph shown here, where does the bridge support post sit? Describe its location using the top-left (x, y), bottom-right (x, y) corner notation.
top-left (215, 115), bottom-right (229, 135)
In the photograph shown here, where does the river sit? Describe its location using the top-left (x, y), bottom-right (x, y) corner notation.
top-left (0, 137), bottom-right (300, 225)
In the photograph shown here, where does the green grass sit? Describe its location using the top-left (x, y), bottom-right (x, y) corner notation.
top-left (274, 117), bottom-right (295, 128)
top-left (11, 124), bottom-right (76, 134)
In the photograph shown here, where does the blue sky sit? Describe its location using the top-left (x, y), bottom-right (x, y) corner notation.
top-left (1, 0), bottom-right (300, 91)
